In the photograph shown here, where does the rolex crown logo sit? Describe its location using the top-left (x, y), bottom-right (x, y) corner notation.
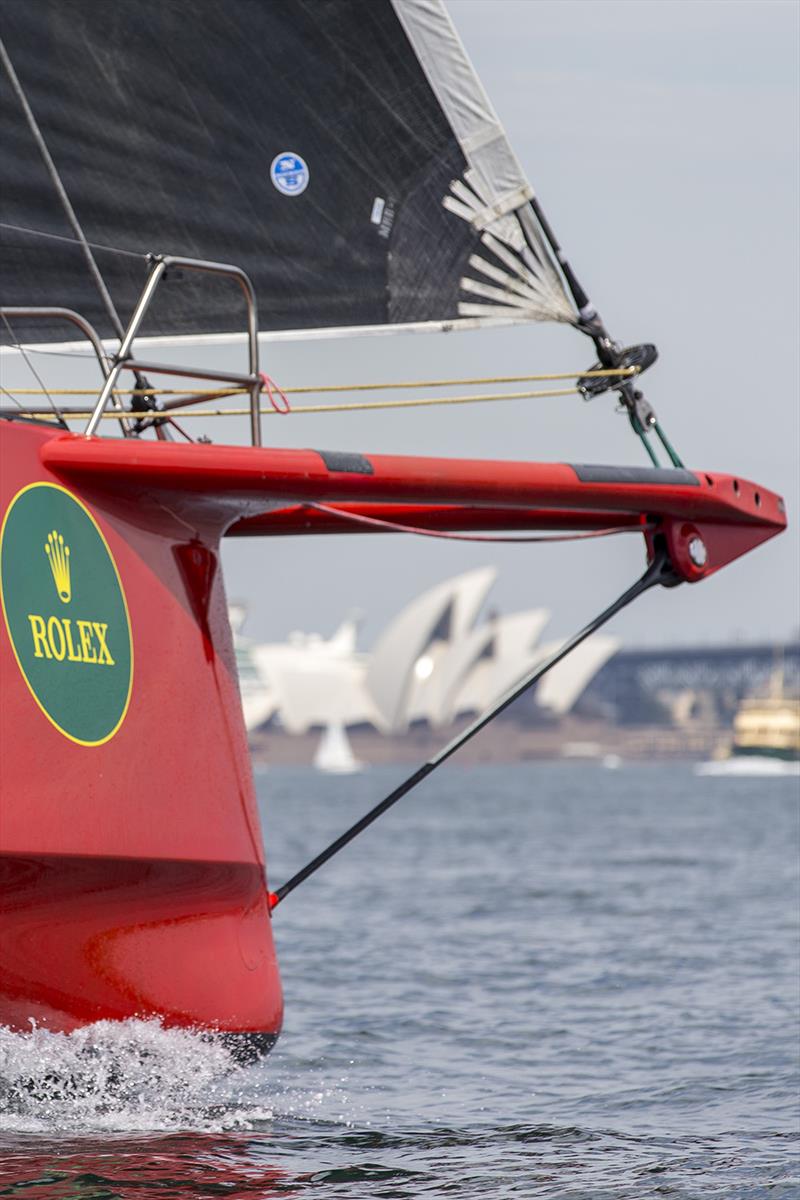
top-left (45, 529), bottom-right (71, 603)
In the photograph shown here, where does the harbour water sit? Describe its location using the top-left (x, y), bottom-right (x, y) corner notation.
top-left (1, 763), bottom-right (798, 1197)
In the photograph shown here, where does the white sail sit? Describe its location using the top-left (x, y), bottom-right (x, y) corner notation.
top-left (313, 722), bottom-right (365, 775)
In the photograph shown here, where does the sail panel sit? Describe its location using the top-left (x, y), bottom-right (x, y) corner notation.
top-left (0, 0), bottom-right (573, 346)
top-left (392, 0), bottom-right (532, 222)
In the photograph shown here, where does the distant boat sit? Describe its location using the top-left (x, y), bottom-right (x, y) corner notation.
top-left (314, 722), bottom-right (365, 775)
top-left (695, 664), bottom-right (800, 777)
top-left (695, 756), bottom-right (798, 778)
top-left (228, 606), bottom-right (278, 732)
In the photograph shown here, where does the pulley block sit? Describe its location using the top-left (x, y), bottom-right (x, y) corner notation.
top-left (578, 343), bottom-right (659, 399)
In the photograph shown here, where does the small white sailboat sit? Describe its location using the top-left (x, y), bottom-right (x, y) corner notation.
top-left (313, 722), bottom-right (365, 775)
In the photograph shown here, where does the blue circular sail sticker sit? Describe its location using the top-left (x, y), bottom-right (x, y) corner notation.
top-left (270, 152), bottom-right (309, 196)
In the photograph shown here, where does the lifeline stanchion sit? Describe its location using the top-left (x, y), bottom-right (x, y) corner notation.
top-left (268, 543), bottom-right (680, 911)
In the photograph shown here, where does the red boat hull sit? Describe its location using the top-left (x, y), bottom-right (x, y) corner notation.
top-left (0, 421), bottom-right (282, 1041)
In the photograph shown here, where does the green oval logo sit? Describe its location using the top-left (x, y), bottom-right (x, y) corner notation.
top-left (0, 483), bottom-right (133, 746)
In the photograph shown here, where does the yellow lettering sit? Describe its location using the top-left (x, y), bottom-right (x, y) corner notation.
top-left (62, 618), bottom-right (84, 663)
top-left (27, 614), bottom-right (52, 659)
top-left (93, 622), bottom-right (114, 666)
top-left (77, 619), bottom-right (97, 664)
top-left (47, 616), bottom-right (66, 661)
top-left (26, 615), bottom-right (116, 667)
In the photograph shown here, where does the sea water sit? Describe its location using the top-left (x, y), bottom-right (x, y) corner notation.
top-left (0, 763), bottom-right (797, 1198)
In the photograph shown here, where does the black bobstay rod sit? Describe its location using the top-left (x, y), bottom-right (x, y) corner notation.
top-left (268, 546), bottom-right (678, 911)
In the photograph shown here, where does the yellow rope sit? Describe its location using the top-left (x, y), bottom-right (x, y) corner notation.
top-left (9, 366), bottom-right (637, 399)
top-left (10, 367), bottom-right (641, 423)
top-left (20, 385), bottom-right (585, 420)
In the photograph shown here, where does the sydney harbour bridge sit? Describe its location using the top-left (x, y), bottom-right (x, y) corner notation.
top-left (580, 641), bottom-right (800, 725)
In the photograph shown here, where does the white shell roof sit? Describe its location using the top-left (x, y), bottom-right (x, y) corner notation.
top-left (365, 565), bottom-right (497, 732)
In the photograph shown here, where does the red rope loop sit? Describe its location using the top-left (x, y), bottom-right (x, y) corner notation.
top-left (259, 372), bottom-right (291, 414)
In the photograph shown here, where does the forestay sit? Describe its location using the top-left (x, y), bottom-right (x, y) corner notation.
top-left (0, 0), bottom-right (573, 346)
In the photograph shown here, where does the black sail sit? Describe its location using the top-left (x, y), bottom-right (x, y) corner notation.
top-left (0, 0), bottom-right (573, 345)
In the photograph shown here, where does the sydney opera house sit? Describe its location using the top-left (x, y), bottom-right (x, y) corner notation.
top-left (231, 568), bottom-right (618, 750)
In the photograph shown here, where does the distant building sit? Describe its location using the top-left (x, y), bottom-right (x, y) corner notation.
top-left (365, 566), bottom-right (498, 731)
top-left (231, 568), bottom-right (619, 734)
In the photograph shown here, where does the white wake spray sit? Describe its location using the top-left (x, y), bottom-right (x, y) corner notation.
top-left (0, 1020), bottom-right (274, 1133)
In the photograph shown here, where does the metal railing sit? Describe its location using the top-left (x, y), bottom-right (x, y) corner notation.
top-left (0, 305), bottom-right (133, 435)
top-left (3, 255), bottom-right (264, 446)
top-left (85, 255), bottom-right (263, 445)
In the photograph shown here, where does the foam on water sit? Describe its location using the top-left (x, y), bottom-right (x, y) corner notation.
top-left (0, 1020), bottom-right (277, 1134)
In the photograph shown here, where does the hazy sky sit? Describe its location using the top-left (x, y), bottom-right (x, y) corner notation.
top-left (3, 0), bottom-right (798, 649)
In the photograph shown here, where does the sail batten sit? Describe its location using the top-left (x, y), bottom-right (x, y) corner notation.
top-left (1, 0), bottom-right (573, 346)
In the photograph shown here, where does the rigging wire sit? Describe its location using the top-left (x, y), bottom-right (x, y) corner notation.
top-left (0, 39), bottom-right (153, 435)
top-left (162, 415), bottom-right (195, 443)
top-left (0, 221), bottom-right (146, 262)
top-left (1, 313), bottom-right (61, 422)
top-left (0, 40), bottom-right (129, 343)
top-left (0, 384), bottom-right (28, 412)
top-left (268, 546), bottom-right (679, 910)
top-left (0, 345), bottom-right (102, 360)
